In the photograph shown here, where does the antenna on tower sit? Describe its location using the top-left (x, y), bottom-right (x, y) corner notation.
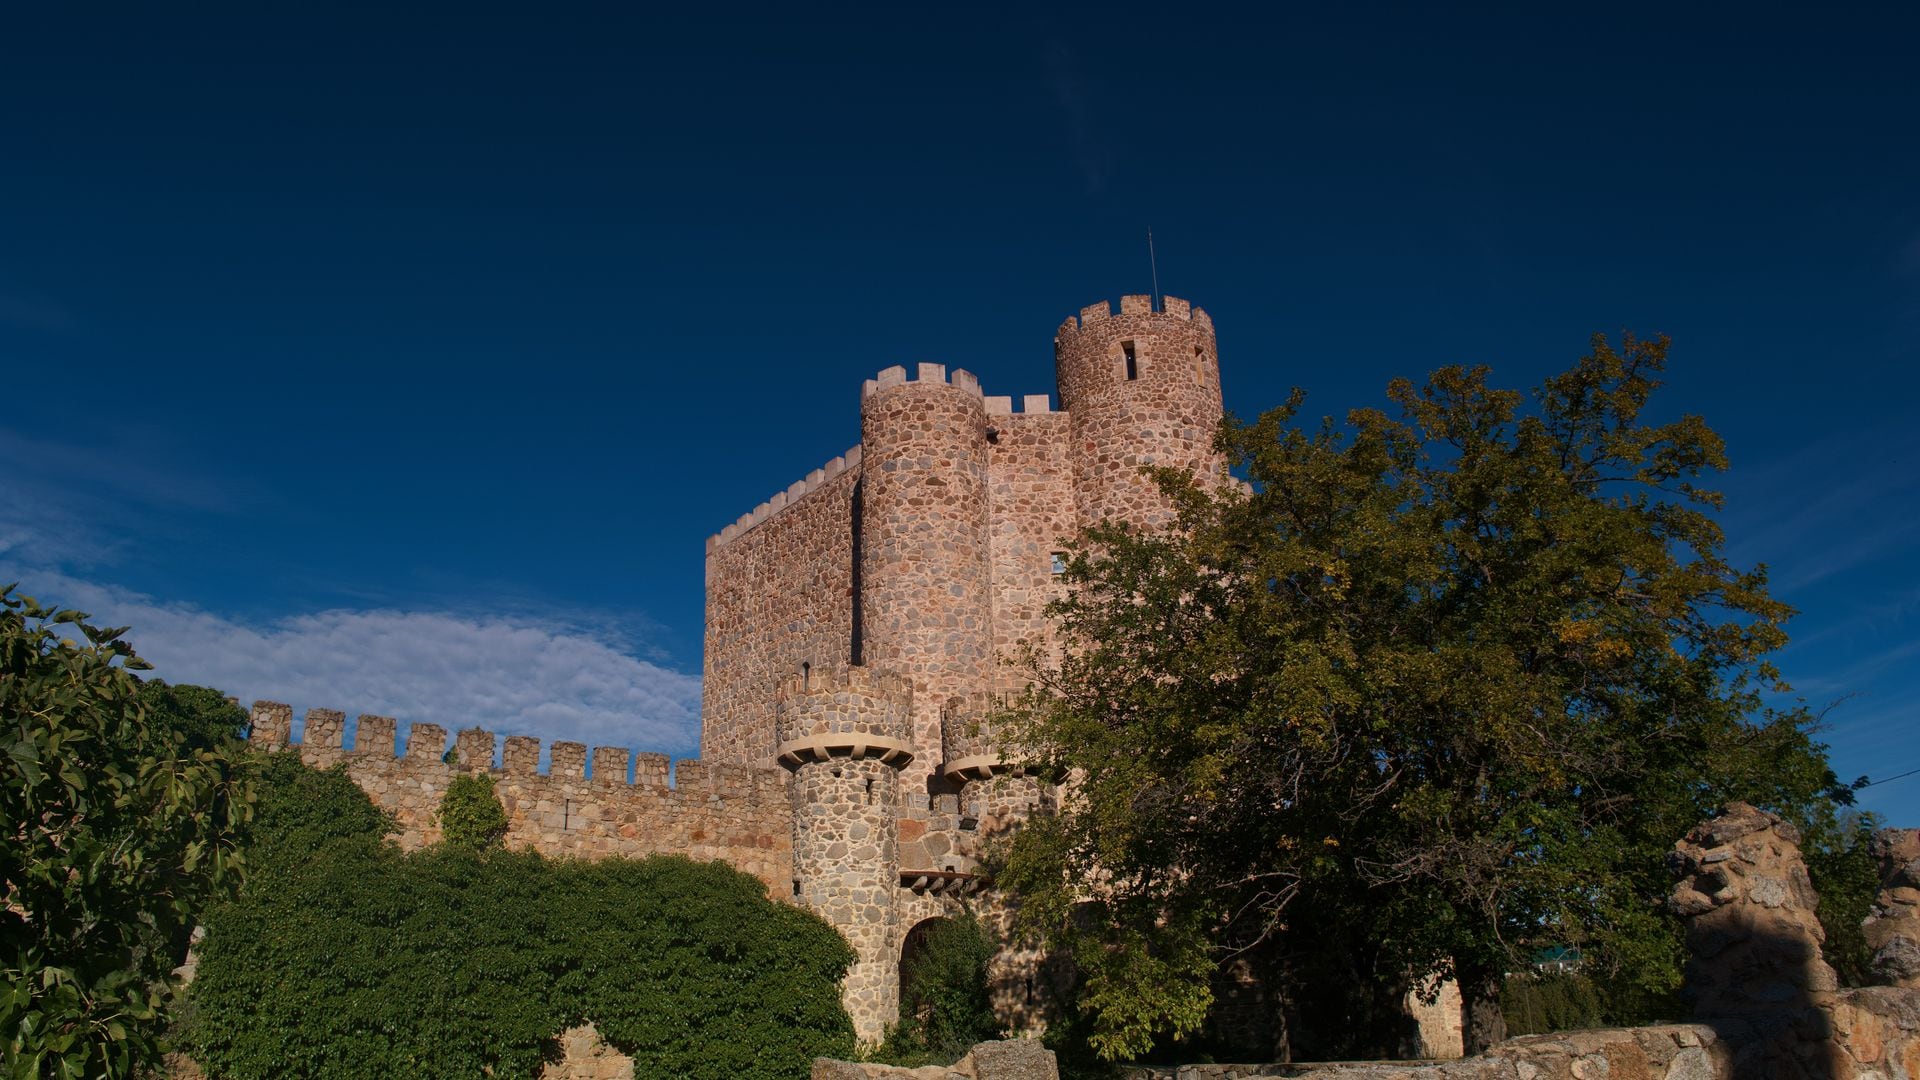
top-left (1147, 227), bottom-right (1161, 311)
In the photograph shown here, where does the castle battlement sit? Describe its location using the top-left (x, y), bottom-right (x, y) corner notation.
top-left (859, 362), bottom-right (986, 401)
top-left (1055, 294), bottom-right (1211, 339)
top-left (706, 443), bottom-right (863, 553)
top-left (245, 701), bottom-right (793, 891)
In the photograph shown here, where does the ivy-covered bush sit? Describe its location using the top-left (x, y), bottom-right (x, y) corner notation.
top-left (186, 755), bottom-right (854, 1079)
top-left (437, 772), bottom-right (509, 850)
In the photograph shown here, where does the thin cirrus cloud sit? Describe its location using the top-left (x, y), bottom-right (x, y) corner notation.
top-left (6, 570), bottom-right (704, 760)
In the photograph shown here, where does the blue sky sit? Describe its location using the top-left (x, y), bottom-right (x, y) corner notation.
top-left (2, 4), bottom-right (1915, 821)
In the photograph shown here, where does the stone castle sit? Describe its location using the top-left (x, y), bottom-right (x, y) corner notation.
top-left (250, 293), bottom-right (1229, 1043)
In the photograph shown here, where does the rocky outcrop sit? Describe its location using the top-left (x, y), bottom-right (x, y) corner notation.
top-left (1865, 827), bottom-right (1920, 989)
top-left (812, 1038), bottom-right (1057, 1080)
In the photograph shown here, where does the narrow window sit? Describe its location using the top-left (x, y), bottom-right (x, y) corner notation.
top-left (801, 661), bottom-right (811, 688)
top-left (793, 878), bottom-right (803, 897)
top-left (1122, 341), bottom-right (1138, 381)
top-left (1051, 552), bottom-right (1068, 575)
top-left (865, 778), bottom-right (876, 804)
top-left (1195, 344), bottom-right (1208, 381)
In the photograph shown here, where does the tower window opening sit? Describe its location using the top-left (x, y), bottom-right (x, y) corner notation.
top-left (1051, 552), bottom-right (1068, 575)
top-left (865, 778), bottom-right (876, 804)
top-left (801, 661), bottom-right (810, 687)
top-left (1122, 341), bottom-right (1138, 381)
top-left (793, 878), bottom-right (802, 897)
top-left (1195, 344), bottom-right (1207, 381)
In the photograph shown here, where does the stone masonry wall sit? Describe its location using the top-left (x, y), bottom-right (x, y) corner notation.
top-left (703, 448), bottom-right (862, 768)
top-left (985, 403), bottom-right (1075, 693)
top-left (248, 701), bottom-right (792, 896)
top-left (1866, 827), bottom-right (1920, 989)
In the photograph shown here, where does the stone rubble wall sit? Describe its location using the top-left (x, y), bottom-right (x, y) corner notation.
top-left (813, 1037), bottom-right (1059, 1080)
top-left (1866, 827), bottom-right (1920, 989)
top-left (984, 405), bottom-right (1075, 695)
top-left (702, 454), bottom-right (862, 768)
top-left (247, 701), bottom-right (793, 896)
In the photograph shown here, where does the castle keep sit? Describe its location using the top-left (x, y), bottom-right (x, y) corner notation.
top-left (250, 294), bottom-right (1227, 1042)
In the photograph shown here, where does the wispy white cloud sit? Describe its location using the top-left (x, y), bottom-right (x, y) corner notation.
top-left (1723, 422), bottom-right (1920, 591)
top-left (6, 570), bottom-right (703, 758)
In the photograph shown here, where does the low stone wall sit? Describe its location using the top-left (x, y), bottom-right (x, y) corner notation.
top-left (812, 1038), bottom-right (1057, 1079)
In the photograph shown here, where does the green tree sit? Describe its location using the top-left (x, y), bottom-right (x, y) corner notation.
top-left (436, 773), bottom-right (509, 851)
top-left (0, 586), bottom-right (252, 1078)
top-left (135, 678), bottom-right (248, 754)
top-left (1000, 336), bottom-right (1859, 1061)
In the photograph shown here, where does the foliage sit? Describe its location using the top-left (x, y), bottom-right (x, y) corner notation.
top-left (1501, 972), bottom-right (1605, 1036)
top-left (871, 911), bottom-right (1003, 1066)
top-left (186, 756), bottom-right (854, 1079)
top-left (1000, 337), bottom-right (1860, 1060)
top-left (437, 773), bottom-right (509, 851)
top-left (0, 586), bottom-right (253, 1079)
top-left (1806, 813), bottom-right (1882, 987)
top-left (134, 678), bottom-right (247, 755)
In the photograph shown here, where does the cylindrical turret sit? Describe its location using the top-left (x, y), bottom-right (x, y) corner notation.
top-left (859, 363), bottom-right (996, 796)
top-left (1055, 294), bottom-right (1225, 529)
top-left (776, 665), bottom-right (914, 1044)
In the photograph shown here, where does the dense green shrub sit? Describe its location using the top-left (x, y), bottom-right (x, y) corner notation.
top-left (1, 588), bottom-right (252, 1079)
top-left (186, 757), bottom-right (854, 1079)
top-left (871, 911), bottom-right (1003, 1066)
top-left (135, 678), bottom-right (248, 754)
top-left (1501, 972), bottom-right (1606, 1035)
top-left (437, 772), bottom-right (509, 850)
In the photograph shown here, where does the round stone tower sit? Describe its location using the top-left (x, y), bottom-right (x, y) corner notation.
top-left (858, 363), bottom-right (996, 796)
top-left (1055, 294), bottom-right (1225, 529)
top-left (775, 664), bottom-right (914, 1044)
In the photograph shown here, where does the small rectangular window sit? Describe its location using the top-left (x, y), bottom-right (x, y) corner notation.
top-left (1122, 341), bottom-right (1138, 381)
top-left (1051, 552), bottom-right (1068, 575)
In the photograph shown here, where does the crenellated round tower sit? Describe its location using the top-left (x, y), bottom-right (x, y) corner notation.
top-left (858, 363), bottom-right (996, 796)
top-left (775, 664), bottom-right (914, 1044)
top-left (1055, 294), bottom-right (1225, 529)
top-left (939, 692), bottom-right (1048, 840)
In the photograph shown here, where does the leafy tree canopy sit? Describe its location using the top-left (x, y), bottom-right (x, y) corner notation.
top-left (187, 753), bottom-right (855, 1079)
top-left (1, 586), bottom-right (253, 1079)
top-left (135, 678), bottom-right (247, 755)
top-left (999, 337), bottom-right (1865, 1061)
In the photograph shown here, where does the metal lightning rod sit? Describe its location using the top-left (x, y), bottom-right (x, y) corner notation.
top-left (1148, 227), bottom-right (1161, 311)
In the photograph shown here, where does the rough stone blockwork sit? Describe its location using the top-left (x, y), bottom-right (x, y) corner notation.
top-left (1866, 828), bottom-right (1920, 989)
top-left (248, 702), bottom-right (793, 895)
top-left (813, 1037), bottom-right (1058, 1079)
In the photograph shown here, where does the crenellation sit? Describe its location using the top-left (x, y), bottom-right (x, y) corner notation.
top-left (634, 751), bottom-right (670, 788)
top-left (1161, 295), bottom-right (1192, 319)
top-left (242, 711), bottom-right (793, 895)
top-left (249, 700), bottom-right (293, 750)
top-left (457, 727), bottom-right (495, 770)
top-left (503, 734), bottom-right (540, 774)
top-left (1021, 393), bottom-right (1051, 414)
top-left (674, 759), bottom-right (709, 796)
top-left (1119, 293), bottom-right (1152, 314)
top-left (551, 741), bottom-right (586, 779)
top-left (591, 746), bottom-right (629, 785)
top-left (355, 714), bottom-right (396, 754)
top-left (305, 707), bottom-right (346, 750)
top-left (1079, 300), bottom-right (1110, 323)
top-left (985, 395), bottom-right (1013, 415)
top-left (407, 723), bottom-right (447, 762)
